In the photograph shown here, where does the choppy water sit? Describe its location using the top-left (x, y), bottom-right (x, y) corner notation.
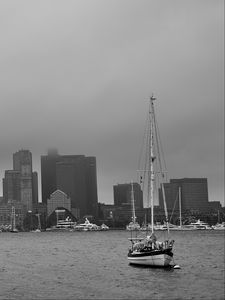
top-left (0, 230), bottom-right (224, 300)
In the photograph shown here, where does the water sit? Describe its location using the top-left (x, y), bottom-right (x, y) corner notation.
top-left (0, 230), bottom-right (224, 300)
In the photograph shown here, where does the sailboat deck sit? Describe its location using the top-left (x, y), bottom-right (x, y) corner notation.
top-left (128, 237), bottom-right (144, 242)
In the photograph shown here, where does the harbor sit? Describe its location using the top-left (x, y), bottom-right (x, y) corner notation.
top-left (0, 1), bottom-right (223, 299)
top-left (0, 230), bottom-right (224, 300)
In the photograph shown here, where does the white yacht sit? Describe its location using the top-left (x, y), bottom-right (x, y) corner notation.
top-left (74, 218), bottom-right (100, 231)
top-left (212, 222), bottom-right (225, 230)
top-left (189, 219), bottom-right (212, 230)
top-left (46, 216), bottom-right (76, 231)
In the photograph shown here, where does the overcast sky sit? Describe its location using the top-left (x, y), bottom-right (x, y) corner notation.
top-left (0, 0), bottom-right (224, 206)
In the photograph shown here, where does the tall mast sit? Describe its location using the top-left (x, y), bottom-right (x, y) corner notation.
top-left (150, 95), bottom-right (156, 234)
top-left (12, 206), bottom-right (16, 231)
top-left (131, 182), bottom-right (136, 223)
top-left (37, 213), bottom-right (41, 230)
top-left (151, 95), bottom-right (170, 236)
top-left (179, 187), bottom-right (182, 228)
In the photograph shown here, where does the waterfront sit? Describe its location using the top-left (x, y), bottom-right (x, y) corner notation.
top-left (0, 230), bottom-right (224, 300)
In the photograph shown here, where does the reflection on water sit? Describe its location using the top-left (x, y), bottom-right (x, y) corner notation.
top-left (0, 230), bottom-right (224, 299)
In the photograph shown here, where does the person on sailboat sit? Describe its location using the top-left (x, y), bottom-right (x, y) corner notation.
top-left (133, 241), bottom-right (145, 251)
top-left (144, 233), bottom-right (156, 249)
top-left (149, 233), bottom-right (157, 242)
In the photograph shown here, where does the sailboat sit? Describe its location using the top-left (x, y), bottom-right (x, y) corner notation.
top-left (127, 95), bottom-right (175, 267)
top-left (32, 213), bottom-right (42, 232)
top-left (126, 182), bottom-right (141, 230)
top-left (10, 206), bottom-right (18, 233)
top-left (212, 210), bottom-right (225, 230)
top-left (170, 186), bottom-right (187, 230)
top-left (170, 188), bottom-right (212, 230)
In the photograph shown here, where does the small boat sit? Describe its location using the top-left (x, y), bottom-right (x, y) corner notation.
top-left (126, 183), bottom-right (141, 231)
top-left (127, 95), bottom-right (175, 267)
top-left (31, 213), bottom-right (42, 232)
top-left (126, 221), bottom-right (141, 231)
top-left (159, 223), bottom-right (179, 231)
top-left (212, 222), bottom-right (225, 230)
top-left (212, 211), bottom-right (225, 230)
top-left (46, 216), bottom-right (76, 231)
top-left (100, 223), bottom-right (109, 230)
top-left (74, 218), bottom-right (100, 231)
top-left (140, 222), bottom-right (170, 231)
top-left (169, 187), bottom-right (194, 231)
top-left (10, 206), bottom-right (19, 233)
top-left (56, 217), bottom-right (76, 229)
top-left (189, 219), bottom-right (212, 230)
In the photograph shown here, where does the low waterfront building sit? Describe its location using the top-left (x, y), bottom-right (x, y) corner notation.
top-left (47, 190), bottom-right (71, 217)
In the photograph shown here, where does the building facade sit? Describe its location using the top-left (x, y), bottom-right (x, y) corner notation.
top-left (3, 170), bottom-right (21, 203)
top-left (159, 178), bottom-right (210, 212)
top-left (41, 149), bottom-right (98, 219)
top-left (2, 150), bottom-right (38, 212)
top-left (47, 190), bottom-right (71, 217)
top-left (113, 182), bottom-right (143, 209)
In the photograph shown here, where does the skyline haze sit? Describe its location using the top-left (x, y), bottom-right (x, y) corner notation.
top-left (0, 0), bottom-right (224, 206)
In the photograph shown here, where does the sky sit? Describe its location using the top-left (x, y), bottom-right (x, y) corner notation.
top-left (0, 0), bottom-right (224, 206)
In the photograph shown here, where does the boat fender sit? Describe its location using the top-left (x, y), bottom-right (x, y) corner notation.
top-left (173, 265), bottom-right (181, 269)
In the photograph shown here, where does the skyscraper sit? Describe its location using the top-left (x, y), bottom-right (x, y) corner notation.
top-left (13, 150), bottom-right (33, 211)
top-left (41, 149), bottom-right (58, 207)
top-left (3, 170), bottom-right (21, 203)
top-left (3, 150), bottom-right (38, 212)
top-left (41, 150), bottom-right (98, 219)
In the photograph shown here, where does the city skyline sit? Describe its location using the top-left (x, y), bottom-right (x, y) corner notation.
top-left (0, 147), bottom-right (223, 207)
top-left (0, 1), bottom-right (224, 206)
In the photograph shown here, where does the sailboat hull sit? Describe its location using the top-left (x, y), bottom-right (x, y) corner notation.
top-left (128, 249), bottom-right (173, 267)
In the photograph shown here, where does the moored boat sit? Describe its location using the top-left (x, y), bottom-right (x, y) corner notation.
top-left (126, 221), bottom-right (141, 231)
top-left (126, 183), bottom-right (141, 231)
top-left (212, 211), bottom-right (225, 230)
top-left (212, 222), bottom-right (225, 230)
top-left (46, 216), bottom-right (76, 231)
top-left (128, 234), bottom-right (174, 266)
top-left (31, 213), bottom-right (42, 232)
top-left (74, 218), bottom-right (100, 231)
top-left (100, 223), bottom-right (109, 230)
top-left (189, 219), bottom-right (212, 230)
top-left (10, 206), bottom-right (19, 233)
top-left (127, 95), bottom-right (175, 267)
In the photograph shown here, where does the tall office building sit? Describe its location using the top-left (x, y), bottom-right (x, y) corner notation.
top-left (113, 183), bottom-right (143, 209)
top-left (41, 150), bottom-right (98, 219)
top-left (13, 150), bottom-right (33, 211)
top-left (3, 170), bottom-right (21, 203)
top-left (159, 178), bottom-right (209, 211)
top-left (41, 148), bottom-right (58, 209)
top-left (3, 150), bottom-right (38, 212)
top-left (85, 156), bottom-right (98, 217)
top-left (32, 171), bottom-right (39, 205)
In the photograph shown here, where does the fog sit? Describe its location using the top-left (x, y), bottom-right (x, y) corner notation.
top-left (0, 0), bottom-right (224, 205)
